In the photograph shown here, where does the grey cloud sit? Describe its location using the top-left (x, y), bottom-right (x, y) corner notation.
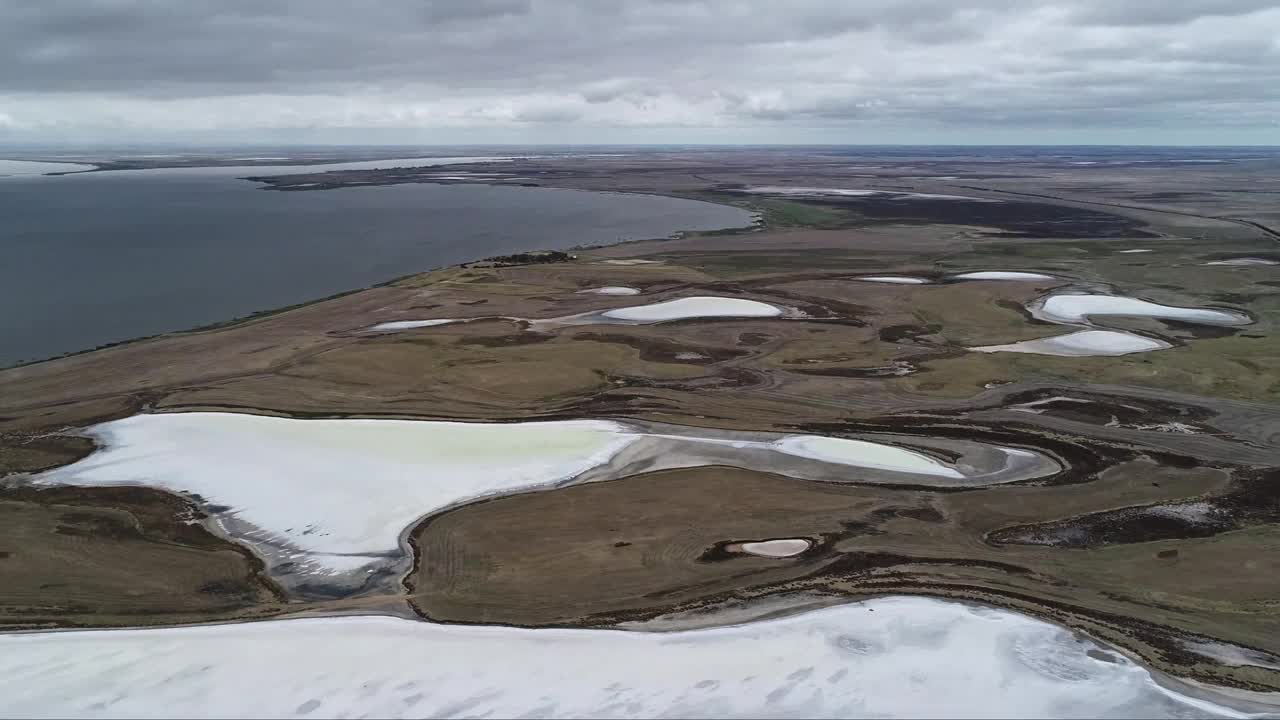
top-left (1063, 0), bottom-right (1279, 26)
top-left (419, 0), bottom-right (533, 24)
top-left (0, 0), bottom-right (1276, 140)
top-left (514, 105), bottom-right (583, 123)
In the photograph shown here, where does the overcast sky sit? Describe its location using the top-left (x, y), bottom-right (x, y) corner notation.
top-left (1, 0), bottom-right (1278, 145)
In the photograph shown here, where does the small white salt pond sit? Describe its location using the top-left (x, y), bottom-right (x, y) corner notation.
top-left (1035, 294), bottom-right (1251, 327)
top-left (1205, 258), bottom-right (1279, 266)
top-left (972, 330), bottom-right (1171, 357)
top-left (858, 276), bottom-right (931, 285)
top-left (632, 431), bottom-right (1057, 489)
top-left (1119, 249), bottom-right (1154, 254)
top-left (601, 296), bottom-right (782, 323)
top-left (577, 286), bottom-right (641, 296)
top-left (0, 596), bottom-right (1248, 718)
top-left (952, 271), bottom-right (1058, 282)
top-left (737, 538), bottom-right (811, 558)
top-left (368, 319), bottom-right (461, 331)
top-left (771, 435), bottom-right (961, 478)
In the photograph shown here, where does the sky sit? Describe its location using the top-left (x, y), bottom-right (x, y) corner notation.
top-left (1, 0), bottom-right (1278, 146)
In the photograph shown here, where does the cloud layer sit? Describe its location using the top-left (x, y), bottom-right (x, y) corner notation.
top-left (1, 0), bottom-right (1277, 142)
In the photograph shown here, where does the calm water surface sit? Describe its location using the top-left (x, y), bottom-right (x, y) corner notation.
top-left (0, 166), bottom-right (752, 366)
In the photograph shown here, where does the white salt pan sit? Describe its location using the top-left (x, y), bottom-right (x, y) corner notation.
top-left (369, 319), bottom-right (461, 331)
top-left (39, 413), bottom-right (1048, 581)
top-left (952, 271), bottom-right (1057, 281)
top-left (1119, 249), bottom-right (1154, 254)
top-left (39, 414), bottom-right (634, 576)
top-left (602, 296), bottom-right (782, 322)
top-left (0, 596), bottom-right (1245, 719)
top-left (278, 156), bottom-right (520, 174)
top-left (0, 159), bottom-right (95, 176)
top-left (1205, 258), bottom-right (1279, 266)
top-left (737, 186), bottom-right (999, 202)
top-left (740, 185), bottom-right (879, 197)
top-left (635, 430), bottom-right (1055, 486)
top-left (972, 330), bottom-right (1171, 357)
top-left (1146, 501), bottom-right (1219, 524)
top-left (772, 435), bottom-right (962, 478)
top-left (1184, 639), bottom-right (1280, 672)
top-left (1037, 294), bottom-right (1250, 326)
top-left (738, 538), bottom-right (811, 557)
top-left (858, 276), bottom-right (931, 284)
top-left (577, 286), bottom-right (641, 296)
top-left (906, 192), bottom-right (1000, 201)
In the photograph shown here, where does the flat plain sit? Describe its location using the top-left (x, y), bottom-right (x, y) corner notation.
top-left (2, 147), bottom-right (1279, 707)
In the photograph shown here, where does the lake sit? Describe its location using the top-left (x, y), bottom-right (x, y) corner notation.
top-left (0, 163), bottom-right (753, 366)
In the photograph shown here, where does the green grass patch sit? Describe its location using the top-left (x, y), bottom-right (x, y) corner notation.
top-left (756, 199), bottom-right (847, 228)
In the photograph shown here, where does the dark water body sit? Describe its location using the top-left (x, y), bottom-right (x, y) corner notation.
top-left (0, 168), bottom-right (753, 366)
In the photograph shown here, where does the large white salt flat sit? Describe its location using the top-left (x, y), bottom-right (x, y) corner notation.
top-left (903, 192), bottom-right (1001, 201)
top-left (38, 413), bottom-right (634, 579)
top-left (601, 296), bottom-right (782, 322)
top-left (772, 435), bottom-right (963, 478)
top-left (739, 185), bottom-right (880, 197)
top-left (577, 286), bottom-right (641, 295)
top-left (952, 271), bottom-right (1058, 281)
top-left (37, 413), bottom-right (1061, 585)
top-left (369, 319), bottom-right (461, 331)
top-left (273, 156), bottom-right (520, 174)
top-left (0, 159), bottom-right (96, 176)
top-left (858, 275), bottom-right (931, 284)
top-left (972, 330), bottom-right (1172, 357)
top-left (1037, 294), bottom-right (1251, 327)
top-left (736, 186), bottom-right (998, 202)
top-left (0, 596), bottom-right (1249, 719)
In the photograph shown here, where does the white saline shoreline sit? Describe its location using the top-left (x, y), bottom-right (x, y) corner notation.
top-left (0, 596), bottom-right (1260, 719)
top-left (35, 412), bottom-right (1059, 587)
